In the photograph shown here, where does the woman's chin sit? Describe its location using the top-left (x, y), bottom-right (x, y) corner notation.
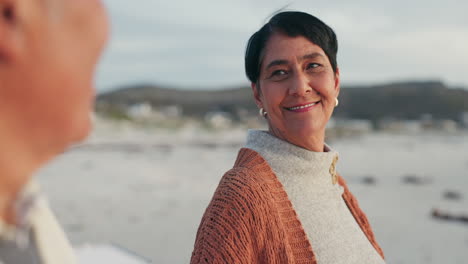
top-left (290, 123), bottom-right (325, 138)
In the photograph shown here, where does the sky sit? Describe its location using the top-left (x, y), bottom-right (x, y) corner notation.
top-left (96, 0), bottom-right (468, 92)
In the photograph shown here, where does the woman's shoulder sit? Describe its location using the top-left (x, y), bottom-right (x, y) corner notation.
top-left (191, 149), bottom-right (280, 263)
top-left (202, 148), bottom-right (278, 219)
top-left (232, 148), bottom-right (273, 173)
top-left (198, 148), bottom-right (282, 226)
top-left (217, 148), bottom-right (277, 192)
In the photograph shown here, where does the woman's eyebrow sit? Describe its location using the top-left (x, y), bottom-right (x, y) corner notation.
top-left (301, 52), bottom-right (325, 61)
top-left (265, 59), bottom-right (289, 70)
top-left (265, 52), bottom-right (325, 70)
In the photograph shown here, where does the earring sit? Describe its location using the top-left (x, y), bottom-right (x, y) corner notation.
top-left (259, 108), bottom-right (267, 117)
top-left (335, 98), bottom-right (339, 107)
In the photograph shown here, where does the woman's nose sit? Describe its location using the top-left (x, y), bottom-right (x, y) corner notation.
top-left (288, 72), bottom-right (312, 96)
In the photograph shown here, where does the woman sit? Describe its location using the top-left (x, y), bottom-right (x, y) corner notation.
top-left (0, 0), bottom-right (108, 263)
top-left (191, 11), bottom-right (385, 264)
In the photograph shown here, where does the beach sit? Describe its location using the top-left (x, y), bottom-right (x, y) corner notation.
top-left (36, 120), bottom-right (468, 263)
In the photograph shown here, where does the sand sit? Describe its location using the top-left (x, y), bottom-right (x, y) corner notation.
top-left (36, 122), bottom-right (468, 263)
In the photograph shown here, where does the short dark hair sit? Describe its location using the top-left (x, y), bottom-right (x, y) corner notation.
top-left (245, 11), bottom-right (338, 84)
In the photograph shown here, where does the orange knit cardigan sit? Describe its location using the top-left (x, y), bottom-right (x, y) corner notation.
top-left (191, 148), bottom-right (385, 264)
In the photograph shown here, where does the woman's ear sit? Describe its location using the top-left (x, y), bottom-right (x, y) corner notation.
top-left (251, 82), bottom-right (263, 108)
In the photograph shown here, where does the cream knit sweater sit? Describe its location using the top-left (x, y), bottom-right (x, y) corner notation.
top-left (245, 130), bottom-right (385, 264)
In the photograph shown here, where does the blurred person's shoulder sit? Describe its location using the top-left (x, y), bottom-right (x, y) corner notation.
top-left (0, 181), bottom-right (77, 264)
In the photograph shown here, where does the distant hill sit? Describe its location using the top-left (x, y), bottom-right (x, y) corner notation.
top-left (97, 85), bottom-right (256, 118)
top-left (336, 81), bottom-right (468, 121)
top-left (97, 81), bottom-right (468, 122)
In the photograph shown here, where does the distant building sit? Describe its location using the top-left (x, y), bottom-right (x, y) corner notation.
top-left (205, 111), bottom-right (232, 129)
top-left (331, 118), bottom-right (373, 135)
top-left (378, 119), bottom-right (422, 133)
top-left (436, 119), bottom-right (458, 132)
top-left (127, 102), bottom-right (153, 119)
top-left (236, 108), bottom-right (250, 122)
top-left (338, 119), bottom-right (373, 132)
top-left (420, 113), bottom-right (434, 130)
top-left (160, 105), bottom-right (182, 118)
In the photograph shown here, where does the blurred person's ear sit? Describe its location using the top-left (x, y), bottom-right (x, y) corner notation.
top-left (0, 0), bottom-right (21, 63)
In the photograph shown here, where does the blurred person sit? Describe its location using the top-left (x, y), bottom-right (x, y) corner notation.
top-left (191, 11), bottom-right (385, 264)
top-left (0, 0), bottom-right (108, 263)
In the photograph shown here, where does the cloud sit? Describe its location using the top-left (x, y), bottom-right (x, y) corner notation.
top-left (97, 0), bottom-right (468, 91)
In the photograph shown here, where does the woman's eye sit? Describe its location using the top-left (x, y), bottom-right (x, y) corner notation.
top-left (269, 70), bottom-right (288, 80)
top-left (272, 70), bottom-right (286, 76)
top-left (307, 63), bottom-right (321, 69)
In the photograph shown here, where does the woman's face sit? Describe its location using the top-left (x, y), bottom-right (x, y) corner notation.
top-left (252, 33), bottom-right (340, 151)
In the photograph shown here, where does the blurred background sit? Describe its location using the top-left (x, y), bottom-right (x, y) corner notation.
top-left (37, 0), bottom-right (468, 263)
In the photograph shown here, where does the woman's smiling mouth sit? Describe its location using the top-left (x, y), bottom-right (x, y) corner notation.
top-left (284, 101), bottom-right (321, 112)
